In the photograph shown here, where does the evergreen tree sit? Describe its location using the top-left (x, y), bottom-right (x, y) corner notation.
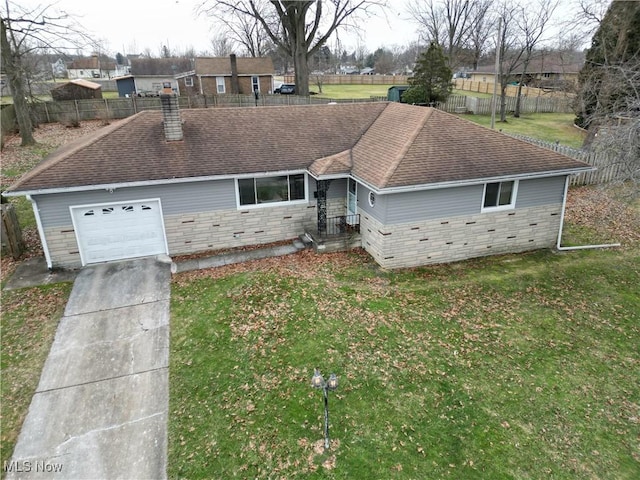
top-left (575, 0), bottom-right (640, 129)
top-left (403, 42), bottom-right (453, 105)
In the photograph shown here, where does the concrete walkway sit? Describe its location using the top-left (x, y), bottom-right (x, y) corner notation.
top-left (174, 240), bottom-right (305, 273)
top-left (7, 257), bottom-right (171, 480)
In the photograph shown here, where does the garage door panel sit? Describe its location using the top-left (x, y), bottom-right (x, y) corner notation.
top-left (70, 199), bottom-right (168, 265)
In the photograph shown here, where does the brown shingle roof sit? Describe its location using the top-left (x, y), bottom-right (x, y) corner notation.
top-left (52, 79), bottom-right (102, 90)
top-left (195, 57), bottom-right (274, 75)
top-left (130, 58), bottom-right (194, 76)
top-left (68, 56), bottom-right (116, 70)
top-left (308, 150), bottom-right (352, 176)
top-left (6, 103), bottom-right (591, 194)
top-left (352, 105), bottom-right (591, 188)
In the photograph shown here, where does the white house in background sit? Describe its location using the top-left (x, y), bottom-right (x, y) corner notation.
top-left (67, 55), bottom-right (117, 79)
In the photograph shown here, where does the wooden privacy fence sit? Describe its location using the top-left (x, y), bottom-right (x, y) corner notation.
top-left (1, 203), bottom-right (24, 259)
top-left (18, 92), bottom-right (572, 127)
top-left (453, 79), bottom-right (573, 99)
top-left (505, 133), bottom-right (622, 186)
top-left (285, 74), bottom-right (410, 85)
top-left (28, 94), bottom-right (369, 124)
top-left (436, 95), bottom-right (573, 114)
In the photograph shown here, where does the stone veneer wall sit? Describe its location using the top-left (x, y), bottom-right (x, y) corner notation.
top-left (44, 202), bottom-right (318, 268)
top-left (164, 203), bottom-right (317, 255)
top-left (326, 198), bottom-right (347, 219)
top-left (44, 227), bottom-right (82, 268)
top-left (360, 204), bottom-right (562, 269)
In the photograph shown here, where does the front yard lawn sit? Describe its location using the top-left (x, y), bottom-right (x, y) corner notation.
top-left (169, 220), bottom-right (639, 478)
top-left (0, 284), bottom-right (72, 468)
top-left (460, 113), bottom-right (586, 148)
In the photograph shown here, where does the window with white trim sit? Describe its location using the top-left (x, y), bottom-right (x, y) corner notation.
top-left (216, 76), bottom-right (225, 94)
top-left (185, 77), bottom-right (194, 87)
top-left (482, 180), bottom-right (517, 211)
top-left (252, 76), bottom-right (259, 92)
top-left (237, 174), bottom-right (306, 206)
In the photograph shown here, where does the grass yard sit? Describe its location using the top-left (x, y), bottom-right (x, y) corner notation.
top-left (310, 84), bottom-right (479, 100)
top-left (0, 284), bottom-right (72, 468)
top-left (460, 113), bottom-right (586, 149)
top-left (0, 111), bottom-right (634, 479)
top-left (169, 210), bottom-right (639, 478)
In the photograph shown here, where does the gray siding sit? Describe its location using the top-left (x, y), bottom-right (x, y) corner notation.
top-left (358, 176), bottom-right (567, 226)
top-left (370, 185), bottom-right (484, 225)
top-left (35, 179), bottom-right (237, 228)
top-left (357, 184), bottom-right (386, 223)
top-left (516, 176), bottom-right (566, 208)
top-left (310, 178), bottom-right (347, 200)
top-left (327, 178), bottom-right (347, 199)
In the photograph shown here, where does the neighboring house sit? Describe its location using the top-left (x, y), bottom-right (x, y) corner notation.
top-left (67, 56), bottom-right (117, 79)
top-left (3, 100), bottom-right (593, 270)
top-left (176, 55), bottom-right (275, 95)
top-left (50, 79), bottom-right (102, 101)
top-left (470, 52), bottom-right (585, 89)
top-left (114, 63), bottom-right (131, 78)
top-left (116, 57), bottom-right (194, 97)
top-left (339, 66), bottom-right (360, 75)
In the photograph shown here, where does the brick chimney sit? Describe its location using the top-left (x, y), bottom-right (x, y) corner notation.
top-left (160, 81), bottom-right (183, 141)
top-left (230, 54), bottom-right (240, 94)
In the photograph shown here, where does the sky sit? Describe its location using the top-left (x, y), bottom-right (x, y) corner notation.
top-left (16, 0), bottom-right (420, 57)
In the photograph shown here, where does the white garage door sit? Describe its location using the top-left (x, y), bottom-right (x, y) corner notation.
top-left (70, 199), bottom-right (168, 265)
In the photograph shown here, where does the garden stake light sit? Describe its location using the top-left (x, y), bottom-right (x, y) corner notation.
top-left (311, 368), bottom-right (339, 450)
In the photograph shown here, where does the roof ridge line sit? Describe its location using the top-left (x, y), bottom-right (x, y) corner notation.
top-left (7, 114), bottom-right (143, 192)
top-left (380, 105), bottom-right (433, 187)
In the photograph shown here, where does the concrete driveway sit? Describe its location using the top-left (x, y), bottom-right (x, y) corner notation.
top-left (7, 257), bottom-right (171, 480)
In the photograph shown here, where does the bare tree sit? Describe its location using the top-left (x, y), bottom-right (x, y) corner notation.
top-left (1, 1), bottom-right (93, 146)
top-left (466, 0), bottom-right (494, 70)
top-left (203, 4), bottom-right (273, 57)
top-left (513, 0), bottom-right (558, 117)
top-left (575, 0), bottom-right (640, 191)
top-left (493, 2), bottom-right (526, 122)
top-left (587, 63), bottom-right (640, 193)
top-left (407, 0), bottom-right (445, 46)
top-left (197, 1), bottom-right (386, 96)
top-left (407, 0), bottom-right (476, 69)
top-left (568, 0), bottom-right (610, 42)
top-left (210, 32), bottom-right (237, 57)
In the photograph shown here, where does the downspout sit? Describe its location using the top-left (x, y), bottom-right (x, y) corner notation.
top-left (556, 176), bottom-right (621, 251)
top-left (27, 195), bottom-right (53, 269)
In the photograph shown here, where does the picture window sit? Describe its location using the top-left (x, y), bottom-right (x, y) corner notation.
top-left (238, 174), bottom-right (306, 206)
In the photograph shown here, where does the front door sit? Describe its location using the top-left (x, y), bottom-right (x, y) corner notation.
top-left (347, 178), bottom-right (357, 224)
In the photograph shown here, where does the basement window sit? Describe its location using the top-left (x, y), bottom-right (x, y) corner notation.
top-left (482, 180), bottom-right (518, 212)
top-left (237, 174), bottom-right (306, 207)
